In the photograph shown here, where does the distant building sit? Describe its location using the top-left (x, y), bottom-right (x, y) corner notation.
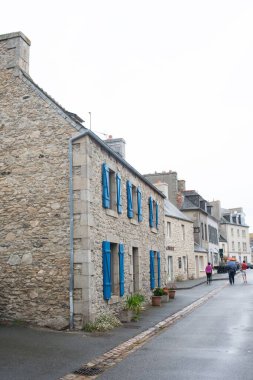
top-left (210, 201), bottom-right (251, 263)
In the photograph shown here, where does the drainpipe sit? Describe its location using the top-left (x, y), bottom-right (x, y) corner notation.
top-left (68, 131), bottom-right (88, 330)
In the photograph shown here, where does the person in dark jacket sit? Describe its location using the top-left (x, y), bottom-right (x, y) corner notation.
top-left (227, 263), bottom-right (236, 285)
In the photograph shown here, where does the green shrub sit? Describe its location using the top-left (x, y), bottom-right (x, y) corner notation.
top-left (153, 287), bottom-right (164, 296)
top-left (83, 313), bottom-right (121, 332)
top-left (125, 293), bottom-right (145, 318)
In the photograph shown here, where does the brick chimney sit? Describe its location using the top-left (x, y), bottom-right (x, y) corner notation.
top-left (0, 32), bottom-right (30, 73)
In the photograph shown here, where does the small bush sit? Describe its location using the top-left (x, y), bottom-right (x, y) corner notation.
top-left (83, 313), bottom-right (121, 332)
top-left (125, 293), bottom-right (145, 317)
top-left (153, 287), bottom-right (164, 296)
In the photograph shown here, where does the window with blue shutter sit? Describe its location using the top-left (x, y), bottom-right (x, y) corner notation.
top-left (102, 241), bottom-right (111, 300)
top-left (137, 187), bottom-right (143, 222)
top-left (116, 173), bottom-right (122, 214)
top-left (102, 163), bottom-right (110, 209)
top-left (150, 250), bottom-right (155, 289)
top-left (156, 201), bottom-right (159, 229)
top-left (149, 196), bottom-right (154, 228)
top-left (127, 180), bottom-right (133, 218)
top-left (119, 244), bottom-right (124, 297)
top-left (157, 252), bottom-right (161, 287)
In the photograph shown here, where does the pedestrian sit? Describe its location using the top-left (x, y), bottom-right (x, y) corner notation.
top-left (205, 262), bottom-right (213, 285)
top-left (240, 260), bottom-right (248, 284)
top-left (227, 263), bottom-right (236, 285)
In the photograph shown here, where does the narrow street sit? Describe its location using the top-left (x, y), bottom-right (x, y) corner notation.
top-left (97, 270), bottom-right (253, 380)
top-left (1, 271), bottom-right (253, 380)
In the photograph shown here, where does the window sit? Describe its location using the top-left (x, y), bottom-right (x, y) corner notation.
top-left (232, 241), bottom-right (235, 251)
top-left (242, 230), bottom-right (246, 238)
top-left (178, 257), bottom-right (182, 269)
top-left (181, 224), bottom-right (185, 240)
top-left (243, 242), bottom-right (247, 252)
top-left (150, 250), bottom-right (161, 289)
top-left (243, 256), bottom-right (247, 262)
top-left (102, 164), bottom-right (122, 214)
top-left (126, 180), bottom-right (143, 222)
top-left (182, 256), bottom-right (187, 272)
top-left (237, 229), bottom-right (240, 237)
top-left (102, 241), bottom-right (124, 300)
top-left (204, 224), bottom-right (207, 241)
top-left (201, 223), bottom-right (204, 239)
top-left (238, 242), bottom-right (241, 252)
top-left (167, 222), bottom-right (171, 238)
top-left (149, 196), bottom-right (159, 229)
top-left (208, 225), bottom-right (218, 244)
top-left (199, 256), bottom-right (204, 271)
top-left (132, 247), bottom-right (140, 293)
top-left (231, 228), bottom-right (234, 237)
top-left (222, 244), bottom-right (226, 253)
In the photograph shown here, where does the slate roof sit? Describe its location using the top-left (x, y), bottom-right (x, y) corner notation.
top-left (219, 234), bottom-right (227, 243)
top-left (194, 243), bottom-right (208, 253)
top-left (164, 199), bottom-right (193, 222)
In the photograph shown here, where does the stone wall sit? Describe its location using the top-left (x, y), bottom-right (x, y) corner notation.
top-left (0, 66), bottom-right (78, 327)
top-left (72, 135), bottom-right (165, 328)
top-left (164, 216), bottom-right (195, 281)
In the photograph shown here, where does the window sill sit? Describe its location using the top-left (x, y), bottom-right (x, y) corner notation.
top-left (108, 295), bottom-right (120, 304)
top-left (150, 227), bottom-right (158, 234)
top-left (105, 209), bottom-right (119, 218)
top-left (130, 219), bottom-right (139, 226)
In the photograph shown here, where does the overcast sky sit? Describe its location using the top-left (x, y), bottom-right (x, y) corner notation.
top-left (2, 0), bottom-right (253, 232)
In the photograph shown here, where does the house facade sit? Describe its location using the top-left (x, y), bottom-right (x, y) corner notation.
top-left (0, 32), bottom-right (166, 329)
top-left (210, 201), bottom-right (251, 263)
top-left (164, 199), bottom-right (195, 281)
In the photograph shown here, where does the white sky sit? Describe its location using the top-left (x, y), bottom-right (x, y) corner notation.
top-left (2, 0), bottom-right (253, 232)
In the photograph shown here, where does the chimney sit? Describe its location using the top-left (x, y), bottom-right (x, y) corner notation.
top-left (153, 182), bottom-right (169, 199)
top-left (0, 32), bottom-right (30, 73)
top-left (104, 137), bottom-right (126, 159)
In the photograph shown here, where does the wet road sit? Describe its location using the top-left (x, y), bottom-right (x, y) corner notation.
top-left (98, 270), bottom-right (253, 380)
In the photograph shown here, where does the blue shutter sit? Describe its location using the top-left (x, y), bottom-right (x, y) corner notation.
top-left (102, 241), bottom-right (111, 300)
top-left (137, 187), bottom-right (143, 222)
top-left (156, 201), bottom-right (159, 229)
top-left (102, 163), bottom-right (110, 209)
top-left (149, 196), bottom-right (154, 227)
top-left (119, 244), bottom-right (124, 297)
top-left (150, 250), bottom-right (155, 289)
top-left (157, 252), bottom-right (161, 287)
top-left (127, 180), bottom-right (133, 218)
top-left (116, 173), bottom-right (122, 214)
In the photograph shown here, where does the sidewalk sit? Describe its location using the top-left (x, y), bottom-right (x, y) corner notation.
top-left (175, 272), bottom-right (229, 289)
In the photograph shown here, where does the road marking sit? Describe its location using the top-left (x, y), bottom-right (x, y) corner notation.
top-left (59, 283), bottom-right (227, 380)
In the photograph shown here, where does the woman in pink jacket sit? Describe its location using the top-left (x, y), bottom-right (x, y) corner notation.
top-left (205, 262), bottom-right (213, 285)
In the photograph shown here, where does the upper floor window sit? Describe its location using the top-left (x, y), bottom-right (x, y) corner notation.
top-left (149, 196), bottom-right (159, 229)
top-left (231, 228), bottom-right (234, 236)
top-left (243, 242), bottom-right (247, 252)
top-left (232, 241), bottom-right (235, 251)
top-left (237, 229), bottom-right (240, 237)
top-left (102, 163), bottom-right (122, 214)
top-left (166, 221), bottom-right (171, 238)
top-left (242, 230), bottom-right (246, 238)
top-left (181, 224), bottom-right (185, 240)
top-left (126, 180), bottom-right (143, 222)
top-left (238, 242), bottom-right (241, 252)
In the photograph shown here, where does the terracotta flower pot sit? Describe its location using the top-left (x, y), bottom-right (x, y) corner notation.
top-left (169, 290), bottom-right (176, 299)
top-left (151, 296), bottom-right (162, 306)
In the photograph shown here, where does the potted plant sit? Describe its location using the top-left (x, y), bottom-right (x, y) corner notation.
top-left (120, 293), bottom-right (145, 322)
top-left (151, 287), bottom-right (164, 306)
top-left (167, 282), bottom-right (177, 299)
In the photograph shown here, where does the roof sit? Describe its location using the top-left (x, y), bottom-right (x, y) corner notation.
top-left (219, 234), bottom-right (227, 243)
top-left (164, 199), bottom-right (193, 222)
top-left (71, 130), bottom-right (166, 198)
top-left (194, 243), bottom-right (208, 253)
top-left (20, 70), bottom-right (86, 132)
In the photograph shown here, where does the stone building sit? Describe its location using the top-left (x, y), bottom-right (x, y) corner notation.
top-left (180, 190), bottom-right (219, 268)
top-left (0, 31), bottom-right (166, 329)
top-left (164, 200), bottom-right (195, 281)
top-left (210, 201), bottom-right (251, 263)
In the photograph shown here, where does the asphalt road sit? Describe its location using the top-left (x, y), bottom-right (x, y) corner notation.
top-left (98, 270), bottom-right (253, 380)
